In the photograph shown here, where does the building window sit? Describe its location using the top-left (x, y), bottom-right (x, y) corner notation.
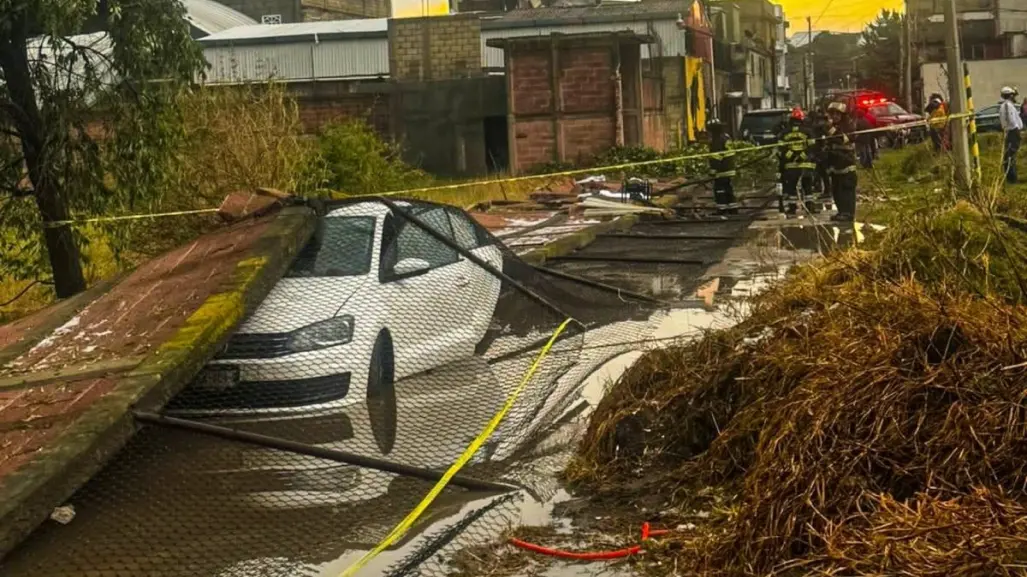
top-left (261, 14), bottom-right (282, 25)
top-left (961, 43), bottom-right (985, 60)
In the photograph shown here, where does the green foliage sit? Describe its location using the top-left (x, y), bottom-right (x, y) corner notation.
top-left (318, 120), bottom-right (431, 195)
top-left (590, 144), bottom-right (709, 178)
top-left (0, 0), bottom-right (206, 295)
top-left (858, 10), bottom-right (903, 97)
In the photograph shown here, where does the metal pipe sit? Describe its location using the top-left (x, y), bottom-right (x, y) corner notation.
top-left (134, 411), bottom-right (518, 493)
top-left (545, 255), bottom-right (708, 265)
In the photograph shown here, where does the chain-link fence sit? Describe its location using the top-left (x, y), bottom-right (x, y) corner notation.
top-left (2, 198), bottom-right (676, 577)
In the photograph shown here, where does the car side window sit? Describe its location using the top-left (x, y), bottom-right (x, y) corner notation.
top-left (382, 208), bottom-right (458, 274)
top-left (447, 209), bottom-right (483, 250)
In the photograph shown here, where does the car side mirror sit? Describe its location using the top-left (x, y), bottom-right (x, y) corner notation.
top-left (393, 257), bottom-right (431, 279)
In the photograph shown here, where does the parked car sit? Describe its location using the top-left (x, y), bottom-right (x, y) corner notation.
top-left (974, 103), bottom-right (1002, 133)
top-left (739, 108), bottom-right (792, 146)
top-left (819, 91), bottom-right (925, 147)
top-left (168, 199), bottom-right (504, 454)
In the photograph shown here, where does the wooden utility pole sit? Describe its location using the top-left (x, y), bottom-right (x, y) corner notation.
top-left (943, 0), bottom-right (972, 185)
top-left (902, 5), bottom-right (913, 111)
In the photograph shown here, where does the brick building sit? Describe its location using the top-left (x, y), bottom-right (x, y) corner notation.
top-left (197, 2), bottom-right (792, 176)
top-left (488, 32), bottom-right (655, 173)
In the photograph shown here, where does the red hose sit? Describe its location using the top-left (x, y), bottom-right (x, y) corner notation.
top-left (508, 523), bottom-right (671, 561)
top-left (508, 538), bottom-right (642, 560)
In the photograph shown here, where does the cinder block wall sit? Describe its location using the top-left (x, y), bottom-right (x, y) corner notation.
top-left (388, 14), bottom-right (482, 81)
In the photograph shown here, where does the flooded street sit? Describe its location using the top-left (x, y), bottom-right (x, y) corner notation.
top-left (0, 212), bottom-right (875, 577)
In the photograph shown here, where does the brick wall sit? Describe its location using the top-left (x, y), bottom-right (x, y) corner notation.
top-left (388, 15), bottom-right (482, 81)
top-left (301, 0), bottom-right (388, 20)
top-left (559, 48), bottom-right (613, 113)
top-left (511, 119), bottom-right (555, 169)
top-left (562, 117), bottom-right (615, 162)
top-left (286, 80), bottom-right (391, 134)
top-left (296, 94), bottom-right (390, 134)
top-left (509, 52), bottom-right (552, 115)
top-left (507, 41), bottom-right (623, 173)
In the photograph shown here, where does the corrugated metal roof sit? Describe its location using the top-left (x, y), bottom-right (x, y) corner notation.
top-left (199, 17), bottom-right (388, 44)
top-left (183, 0), bottom-right (257, 35)
top-left (198, 5), bottom-right (691, 83)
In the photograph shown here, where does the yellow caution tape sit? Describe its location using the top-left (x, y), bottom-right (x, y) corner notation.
top-left (338, 317), bottom-right (575, 577)
top-left (38, 110), bottom-right (979, 227)
top-left (41, 208), bottom-right (219, 228)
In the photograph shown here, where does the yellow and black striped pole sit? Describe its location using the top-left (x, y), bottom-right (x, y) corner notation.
top-left (964, 62), bottom-right (982, 183)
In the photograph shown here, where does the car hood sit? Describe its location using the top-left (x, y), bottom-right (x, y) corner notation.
top-left (239, 276), bottom-right (369, 333)
top-left (877, 114), bottom-right (921, 125)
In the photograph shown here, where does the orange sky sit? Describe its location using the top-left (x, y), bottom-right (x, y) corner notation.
top-left (779, 0), bottom-right (905, 34)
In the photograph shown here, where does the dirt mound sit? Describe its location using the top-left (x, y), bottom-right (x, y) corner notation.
top-left (568, 202), bottom-right (1027, 575)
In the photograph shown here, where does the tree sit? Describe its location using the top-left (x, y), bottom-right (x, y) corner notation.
top-left (0, 0), bottom-right (204, 298)
top-left (857, 10), bottom-right (903, 96)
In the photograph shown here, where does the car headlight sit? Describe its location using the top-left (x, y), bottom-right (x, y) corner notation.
top-left (288, 316), bottom-right (354, 353)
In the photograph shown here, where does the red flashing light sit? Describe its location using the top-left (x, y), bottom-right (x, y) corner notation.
top-left (858, 96), bottom-right (891, 107)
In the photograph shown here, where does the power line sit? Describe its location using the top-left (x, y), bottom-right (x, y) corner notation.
top-left (813, 0), bottom-right (838, 28)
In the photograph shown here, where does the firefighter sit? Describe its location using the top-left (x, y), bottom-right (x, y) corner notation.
top-left (778, 107), bottom-right (818, 216)
top-left (825, 101), bottom-right (858, 222)
top-left (809, 108), bottom-right (833, 211)
top-left (707, 119), bottom-right (739, 214)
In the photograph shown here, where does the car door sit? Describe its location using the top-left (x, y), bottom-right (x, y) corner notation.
top-left (379, 206), bottom-right (468, 379)
top-left (446, 208), bottom-right (504, 351)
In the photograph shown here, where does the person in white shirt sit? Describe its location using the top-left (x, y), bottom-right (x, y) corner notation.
top-left (999, 86), bottom-right (1023, 183)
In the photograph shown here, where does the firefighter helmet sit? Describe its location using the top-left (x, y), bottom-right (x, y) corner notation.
top-left (790, 107), bottom-right (805, 121)
top-left (1001, 86), bottom-right (1018, 97)
top-left (706, 118), bottom-right (725, 132)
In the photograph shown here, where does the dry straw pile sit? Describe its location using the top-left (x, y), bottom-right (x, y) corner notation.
top-left (569, 199), bottom-right (1027, 576)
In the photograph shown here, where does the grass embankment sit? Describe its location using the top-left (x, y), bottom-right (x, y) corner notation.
top-left (566, 137), bottom-right (1027, 576)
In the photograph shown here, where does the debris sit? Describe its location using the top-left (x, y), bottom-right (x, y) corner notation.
top-left (50, 505), bottom-right (75, 525)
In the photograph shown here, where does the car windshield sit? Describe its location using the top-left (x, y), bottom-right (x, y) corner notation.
top-left (868, 102), bottom-right (909, 116)
top-left (978, 105), bottom-right (1000, 115)
top-left (286, 216), bottom-right (376, 278)
top-left (741, 113), bottom-right (787, 134)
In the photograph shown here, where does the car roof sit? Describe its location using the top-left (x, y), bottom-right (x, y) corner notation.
top-left (745, 108), bottom-right (791, 115)
top-left (326, 200), bottom-right (410, 218)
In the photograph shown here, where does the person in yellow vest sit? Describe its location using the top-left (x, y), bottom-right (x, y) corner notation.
top-left (926, 93), bottom-right (949, 152)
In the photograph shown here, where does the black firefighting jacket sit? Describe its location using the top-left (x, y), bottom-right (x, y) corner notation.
top-left (709, 135), bottom-right (736, 178)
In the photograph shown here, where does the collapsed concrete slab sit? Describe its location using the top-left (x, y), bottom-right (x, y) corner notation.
top-left (0, 204), bottom-right (315, 557)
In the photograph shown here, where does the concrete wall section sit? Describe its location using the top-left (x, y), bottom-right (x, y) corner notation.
top-left (391, 77), bottom-right (507, 176)
top-left (921, 58), bottom-right (1027, 105)
top-left (642, 74), bottom-right (666, 151)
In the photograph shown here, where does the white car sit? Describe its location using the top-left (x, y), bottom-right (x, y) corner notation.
top-left (167, 200), bottom-right (504, 454)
